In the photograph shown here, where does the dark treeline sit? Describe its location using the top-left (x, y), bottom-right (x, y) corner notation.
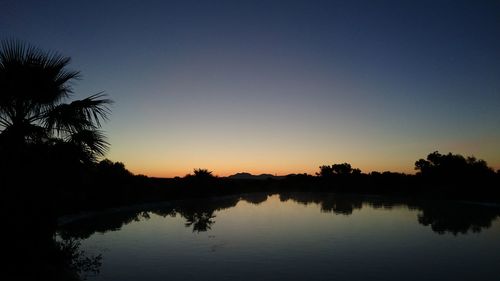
top-left (5, 148), bottom-right (499, 223)
top-left (52, 150), bottom-right (500, 217)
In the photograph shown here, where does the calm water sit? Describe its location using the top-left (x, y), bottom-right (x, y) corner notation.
top-left (59, 193), bottom-right (500, 281)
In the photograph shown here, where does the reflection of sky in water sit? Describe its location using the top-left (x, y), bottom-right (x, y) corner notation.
top-left (79, 195), bottom-right (500, 281)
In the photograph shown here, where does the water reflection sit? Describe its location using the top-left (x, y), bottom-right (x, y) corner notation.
top-left (416, 201), bottom-right (499, 235)
top-left (279, 192), bottom-right (364, 215)
top-left (59, 192), bottom-right (500, 239)
top-left (59, 197), bottom-right (240, 239)
top-left (171, 197), bottom-right (239, 233)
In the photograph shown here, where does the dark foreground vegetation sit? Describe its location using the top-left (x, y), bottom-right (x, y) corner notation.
top-left (1, 40), bottom-right (499, 280)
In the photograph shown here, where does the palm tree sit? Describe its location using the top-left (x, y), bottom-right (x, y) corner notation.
top-left (0, 40), bottom-right (112, 163)
top-left (193, 168), bottom-right (214, 178)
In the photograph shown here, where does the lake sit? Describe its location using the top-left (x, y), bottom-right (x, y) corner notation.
top-left (58, 192), bottom-right (500, 281)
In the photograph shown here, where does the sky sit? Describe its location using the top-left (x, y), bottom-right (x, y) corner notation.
top-left (2, 0), bottom-right (499, 177)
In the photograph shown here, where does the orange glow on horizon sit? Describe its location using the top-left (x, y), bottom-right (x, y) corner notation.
top-left (107, 133), bottom-right (500, 179)
top-left (108, 156), bottom-right (500, 178)
top-left (116, 163), bottom-right (422, 178)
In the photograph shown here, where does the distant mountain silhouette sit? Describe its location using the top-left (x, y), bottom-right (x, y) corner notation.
top-left (227, 172), bottom-right (285, 180)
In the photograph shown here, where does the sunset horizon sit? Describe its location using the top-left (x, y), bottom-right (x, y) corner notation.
top-left (121, 154), bottom-right (500, 179)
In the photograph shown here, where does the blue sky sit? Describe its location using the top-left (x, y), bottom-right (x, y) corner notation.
top-left (2, 0), bottom-right (499, 176)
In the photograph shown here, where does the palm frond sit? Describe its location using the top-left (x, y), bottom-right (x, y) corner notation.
top-left (0, 122), bottom-right (49, 144)
top-left (66, 93), bottom-right (112, 128)
top-left (0, 114), bottom-right (11, 128)
top-left (44, 93), bottom-right (112, 135)
top-left (44, 103), bottom-right (93, 135)
top-left (0, 39), bottom-right (26, 64)
top-left (67, 129), bottom-right (109, 160)
top-left (0, 39), bottom-right (80, 106)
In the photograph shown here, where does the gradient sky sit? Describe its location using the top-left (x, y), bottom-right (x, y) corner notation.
top-left (2, 0), bottom-right (500, 177)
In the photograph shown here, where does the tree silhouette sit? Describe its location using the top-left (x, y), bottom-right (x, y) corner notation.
top-left (317, 163), bottom-right (361, 177)
top-left (317, 165), bottom-right (334, 177)
top-left (0, 40), bottom-right (112, 163)
top-left (414, 151), bottom-right (494, 179)
top-left (0, 41), bottom-right (112, 280)
top-left (190, 168), bottom-right (215, 179)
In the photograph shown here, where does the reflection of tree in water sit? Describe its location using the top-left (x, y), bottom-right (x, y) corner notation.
top-left (59, 197), bottom-right (240, 237)
top-left (416, 201), bottom-right (500, 235)
top-left (183, 212), bottom-right (216, 232)
top-left (367, 197), bottom-right (500, 235)
top-left (164, 197), bottom-right (241, 233)
top-left (279, 192), bottom-right (363, 215)
top-left (280, 192), bottom-right (322, 205)
top-left (59, 193), bottom-right (500, 239)
top-left (279, 192), bottom-right (500, 234)
top-left (56, 238), bottom-right (102, 279)
top-left (320, 195), bottom-right (363, 215)
top-left (240, 193), bottom-right (269, 205)
top-left (59, 211), bottom-right (151, 240)
top-left (171, 197), bottom-right (240, 233)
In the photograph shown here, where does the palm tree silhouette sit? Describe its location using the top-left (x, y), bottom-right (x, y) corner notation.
top-left (0, 40), bottom-right (112, 162)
